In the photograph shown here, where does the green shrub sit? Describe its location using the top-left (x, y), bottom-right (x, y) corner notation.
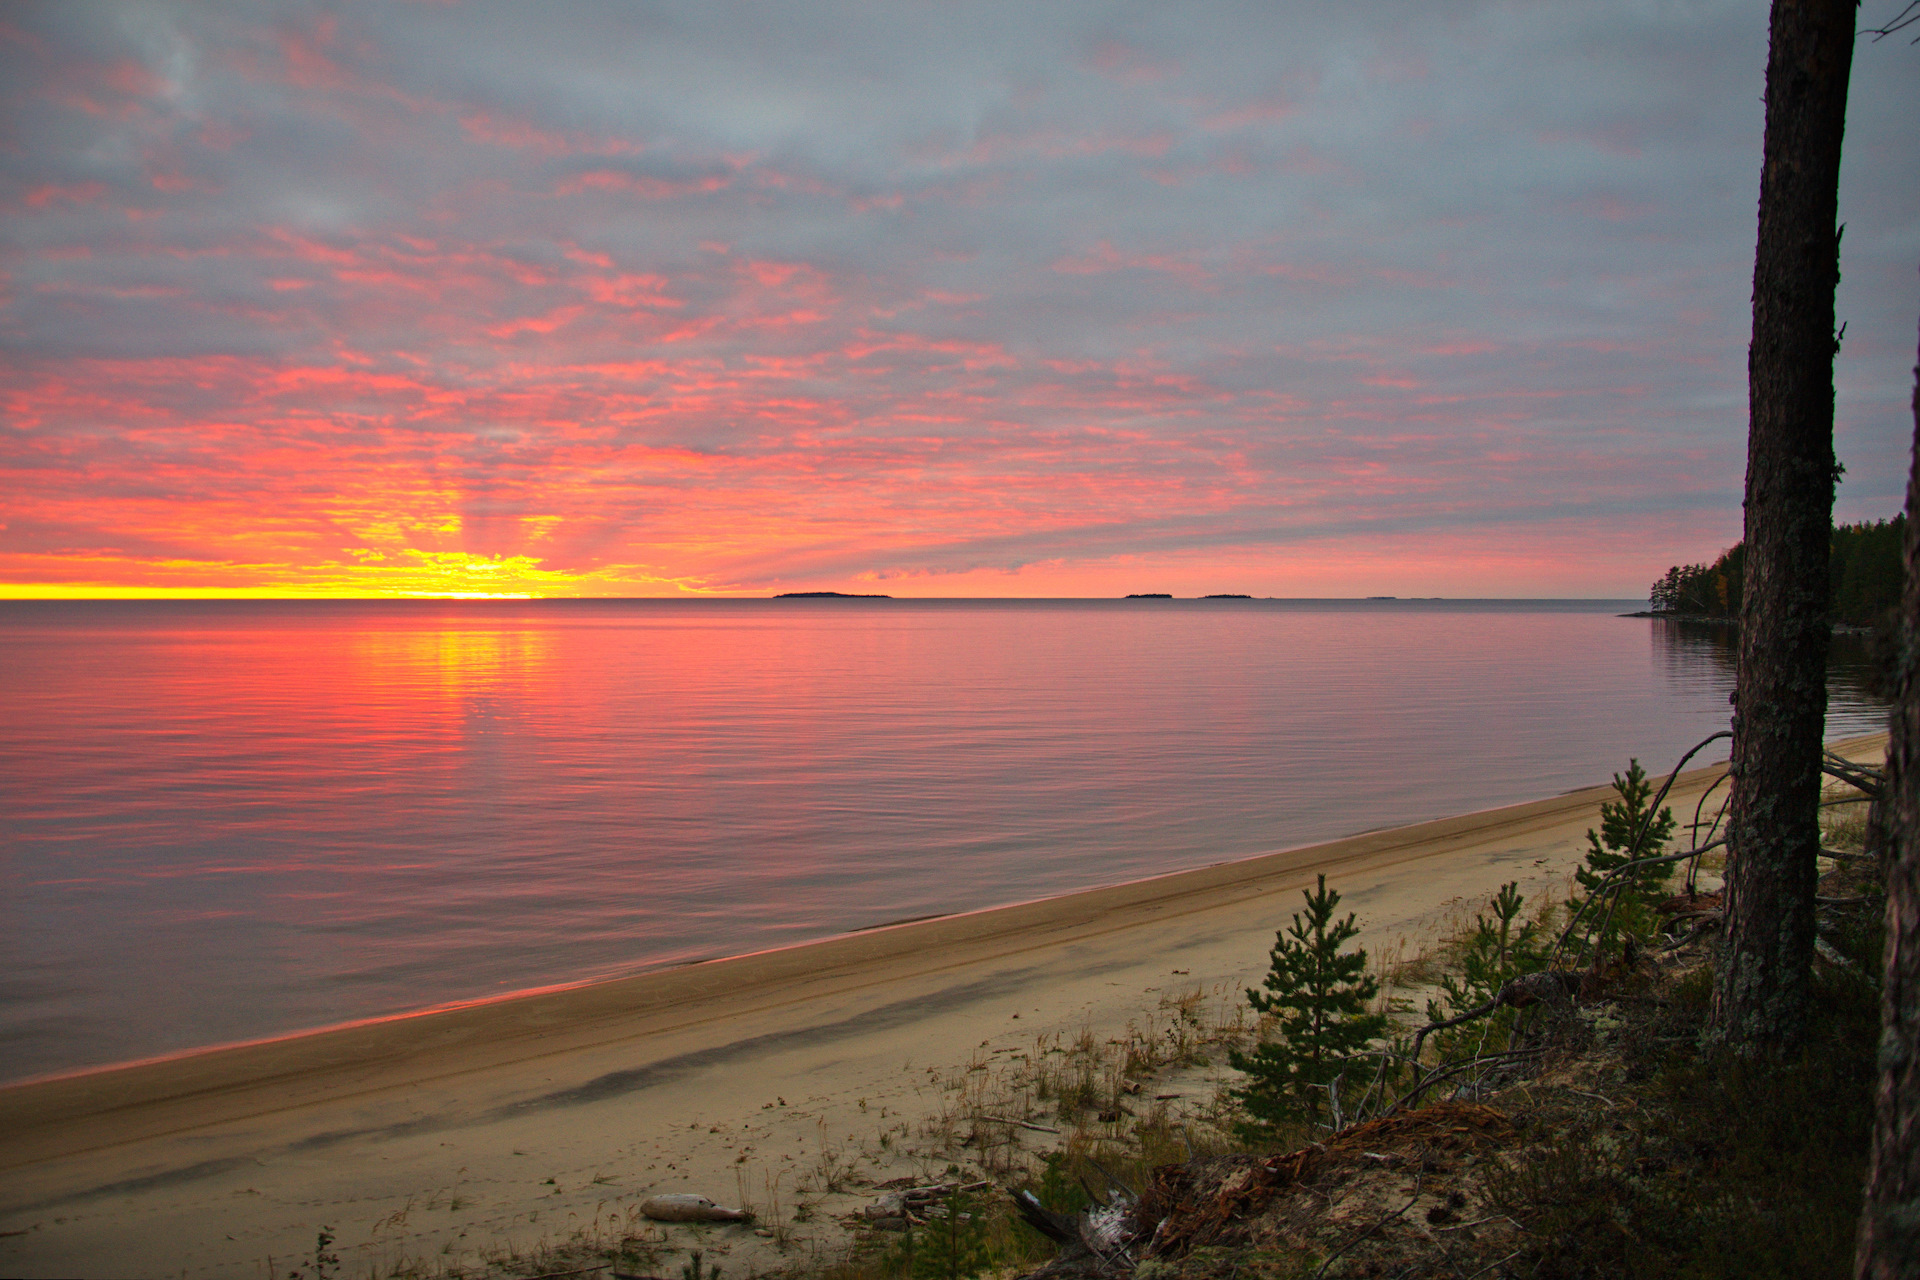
top-left (909, 1190), bottom-right (998, 1280)
top-left (1423, 881), bottom-right (1546, 1058)
top-left (1568, 759), bottom-right (1676, 957)
top-left (1229, 875), bottom-right (1388, 1137)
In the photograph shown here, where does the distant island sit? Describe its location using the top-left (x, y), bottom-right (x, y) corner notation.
top-left (1124, 593), bottom-right (1173, 599)
top-left (773, 591), bottom-right (893, 599)
top-left (1203, 593), bottom-right (1252, 599)
top-left (1366, 595), bottom-right (1397, 600)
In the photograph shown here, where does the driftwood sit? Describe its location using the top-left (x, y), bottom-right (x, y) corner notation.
top-left (977, 1115), bottom-right (1062, 1134)
top-left (639, 1194), bottom-right (752, 1223)
top-left (1013, 1188), bottom-right (1136, 1279)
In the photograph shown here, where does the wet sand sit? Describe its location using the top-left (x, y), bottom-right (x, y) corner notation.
top-left (0, 733), bottom-right (1886, 1279)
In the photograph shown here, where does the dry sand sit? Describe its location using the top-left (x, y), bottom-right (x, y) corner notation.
top-left (0, 733), bottom-right (1887, 1280)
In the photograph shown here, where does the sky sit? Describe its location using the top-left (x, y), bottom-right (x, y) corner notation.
top-left (1, 2), bottom-right (1915, 599)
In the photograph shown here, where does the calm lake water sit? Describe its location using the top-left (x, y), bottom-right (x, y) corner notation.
top-left (0, 599), bottom-right (1890, 1084)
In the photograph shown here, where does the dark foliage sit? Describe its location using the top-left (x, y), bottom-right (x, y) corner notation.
top-left (1650, 515), bottom-right (1904, 626)
top-left (1486, 935), bottom-right (1880, 1280)
top-left (1229, 876), bottom-right (1389, 1137)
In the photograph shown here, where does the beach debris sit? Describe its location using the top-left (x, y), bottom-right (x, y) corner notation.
top-left (1013, 1185), bottom-right (1139, 1279)
top-left (640, 1194), bottom-right (754, 1223)
top-left (976, 1114), bottom-right (1061, 1134)
top-left (860, 1181), bottom-right (996, 1223)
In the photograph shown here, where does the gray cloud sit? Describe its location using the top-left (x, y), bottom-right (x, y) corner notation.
top-left (2, 0), bottom-right (1915, 594)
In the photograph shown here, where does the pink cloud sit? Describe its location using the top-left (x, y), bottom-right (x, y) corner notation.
top-left (460, 111), bottom-right (646, 157)
top-left (23, 182), bottom-right (108, 209)
top-left (1049, 240), bottom-right (1212, 287)
top-left (1085, 39), bottom-right (1179, 84)
top-left (554, 170), bottom-right (731, 199)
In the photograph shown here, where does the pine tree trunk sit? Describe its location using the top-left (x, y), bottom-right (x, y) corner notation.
top-left (1710, 0), bottom-right (1856, 1050)
top-left (1854, 331), bottom-right (1920, 1280)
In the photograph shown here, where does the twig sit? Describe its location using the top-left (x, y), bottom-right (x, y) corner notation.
top-left (1552, 843), bottom-right (1724, 967)
top-left (1657, 915), bottom-right (1721, 953)
top-left (1864, 0), bottom-right (1920, 41)
top-left (1549, 731), bottom-right (1730, 967)
top-left (1312, 1168), bottom-right (1425, 1279)
top-left (1461, 1250), bottom-right (1525, 1280)
top-left (1411, 999), bottom-right (1499, 1060)
top-left (1821, 751), bottom-right (1885, 798)
top-left (1684, 776), bottom-right (1730, 895)
top-left (1409, 972), bottom-right (1577, 1061)
top-left (1432, 1214), bottom-right (1505, 1232)
top-left (1388, 1047), bottom-right (1545, 1115)
top-left (975, 1115), bottom-right (1061, 1134)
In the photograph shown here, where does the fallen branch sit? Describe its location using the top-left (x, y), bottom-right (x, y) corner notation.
top-left (1409, 971), bottom-right (1579, 1060)
top-left (1389, 1047), bottom-right (1546, 1116)
top-left (1815, 938), bottom-right (1860, 971)
top-left (1821, 750), bottom-right (1884, 799)
top-left (976, 1115), bottom-right (1061, 1135)
top-left (1311, 1166), bottom-right (1425, 1279)
top-left (1551, 841), bottom-right (1726, 968)
top-left (1657, 914), bottom-right (1722, 953)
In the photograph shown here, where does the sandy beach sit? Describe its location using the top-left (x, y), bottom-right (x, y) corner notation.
top-left (0, 733), bottom-right (1887, 1280)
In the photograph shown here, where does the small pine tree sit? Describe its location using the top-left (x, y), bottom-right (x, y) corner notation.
top-left (1229, 875), bottom-right (1389, 1137)
top-left (1424, 882), bottom-right (1548, 1059)
top-left (909, 1191), bottom-right (997, 1280)
top-left (1569, 759), bottom-right (1678, 955)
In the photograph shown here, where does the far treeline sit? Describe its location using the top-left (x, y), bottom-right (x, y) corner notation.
top-left (1649, 515), bottom-right (1906, 626)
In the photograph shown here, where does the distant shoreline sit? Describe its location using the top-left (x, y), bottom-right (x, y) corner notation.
top-left (0, 733), bottom-right (1887, 1279)
top-left (1627, 609), bottom-right (1879, 636)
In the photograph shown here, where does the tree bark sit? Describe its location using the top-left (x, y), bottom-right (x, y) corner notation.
top-left (1710, 0), bottom-right (1857, 1050)
top-left (1855, 326), bottom-right (1920, 1280)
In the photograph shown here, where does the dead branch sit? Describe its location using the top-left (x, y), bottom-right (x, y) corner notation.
top-left (1410, 971), bottom-right (1580, 1060)
top-left (1657, 914), bottom-right (1722, 953)
top-left (1311, 1165), bottom-right (1425, 1279)
top-left (1013, 1189), bottom-right (1080, 1246)
top-left (1549, 730), bottom-right (1731, 965)
top-left (977, 1115), bottom-right (1062, 1134)
top-left (1821, 750), bottom-right (1885, 798)
top-left (1389, 1047), bottom-right (1547, 1116)
top-left (1551, 841), bottom-right (1726, 967)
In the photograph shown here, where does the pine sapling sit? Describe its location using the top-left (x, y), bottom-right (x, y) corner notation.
top-left (1569, 759), bottom-right (1678, 957)
top-left (1425, 881), bottom-right (1548, 1059)
top-left (910, 1191), bottom-right (996, 1280)
top-left (1229, 875), bottom-right (1388, 1137)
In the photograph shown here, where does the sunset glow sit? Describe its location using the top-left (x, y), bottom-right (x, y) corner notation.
top-left (4, 4), bottom-right (1915, 598)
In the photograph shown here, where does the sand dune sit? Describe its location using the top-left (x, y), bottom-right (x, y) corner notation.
top-left (0, 733), bottom-right (1886, 1279)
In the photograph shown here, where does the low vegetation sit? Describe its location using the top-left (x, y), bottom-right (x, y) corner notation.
top-left (312, 755), bottom-right (1885, 1280)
